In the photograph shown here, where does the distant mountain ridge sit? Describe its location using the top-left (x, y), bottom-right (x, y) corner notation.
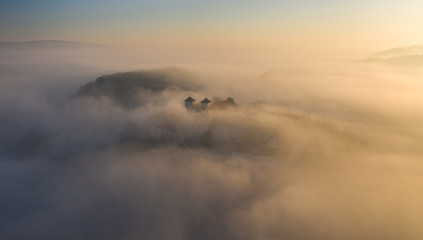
top-left (0, 40), bottom-right (104, 50)
top-left (362, 44), bottom-right (423, 68)
top-left (373, 45), bottom-right (423, 58)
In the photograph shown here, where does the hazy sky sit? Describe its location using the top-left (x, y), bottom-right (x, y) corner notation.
top-left (1, 0), bottom-right (423, 52)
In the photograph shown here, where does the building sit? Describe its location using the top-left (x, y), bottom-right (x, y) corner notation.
top-left (184, 96), bottom-right (196, 110)
top-left (201, 98), bottom-right (212, 111)
top-left (184, 96), bottom-right (237, 112)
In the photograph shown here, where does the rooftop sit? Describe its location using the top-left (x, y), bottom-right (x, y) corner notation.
top-left (201, 98), bottom-right (212, 103)
top-left (184, 96), bottom-right (196, 102)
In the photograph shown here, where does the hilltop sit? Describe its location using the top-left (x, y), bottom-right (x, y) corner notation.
top-left (77, 68), bottom-right (202, 108)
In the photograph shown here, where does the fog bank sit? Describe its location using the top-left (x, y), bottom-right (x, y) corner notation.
top-left (1, 45), bottom-right (423, 240)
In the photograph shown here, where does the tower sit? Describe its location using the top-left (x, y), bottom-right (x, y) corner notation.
top-left (201, 98), bottom-right (212, 111)
top-left (184, 96), bottom-right (196, 110)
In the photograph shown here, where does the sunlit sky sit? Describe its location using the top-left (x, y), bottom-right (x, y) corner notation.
top-left (1, 0), bottom-right (423, 52)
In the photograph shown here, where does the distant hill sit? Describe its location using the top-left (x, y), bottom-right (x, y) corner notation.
top-left (362, 44), bottom-right (423, 68)
top-left (77, 68), bottom-right (202, 108)
top-left (0, 40), bottom-right (104, 50)
top-left (373, 45), bottom-right (423, 58)
top-left (363, 55), bottom-right (423, 67)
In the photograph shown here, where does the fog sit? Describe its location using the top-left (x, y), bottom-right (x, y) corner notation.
top-left (1, 44), bottom-right (423, 240)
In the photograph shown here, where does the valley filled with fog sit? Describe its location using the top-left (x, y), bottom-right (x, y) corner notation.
top-left (1, 43), bottom-right (423, 240)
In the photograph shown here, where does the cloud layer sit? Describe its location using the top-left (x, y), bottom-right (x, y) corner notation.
top-left (1, 46), bottom-right (423, 240)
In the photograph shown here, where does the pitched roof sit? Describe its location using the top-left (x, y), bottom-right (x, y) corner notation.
top-left (201, 98), bottom-right (212, 103)
top-left (184, 96), bottom-right (195, 102)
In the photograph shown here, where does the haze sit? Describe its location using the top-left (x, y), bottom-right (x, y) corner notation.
top-left (1, 1), bottom-right (423, 240)
top-left (2, 0), bottom-right (423, 52)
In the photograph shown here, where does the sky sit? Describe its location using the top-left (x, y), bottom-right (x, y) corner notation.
top-left (3, 1), bottom-right (423, 239)
top-left (1, 0), bottom-right (423, 53)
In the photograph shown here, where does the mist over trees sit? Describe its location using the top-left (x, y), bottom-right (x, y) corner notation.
top-left (77, 68), bottom-right (202, 108)
top-left (1, 44), bottom-right (423, 240)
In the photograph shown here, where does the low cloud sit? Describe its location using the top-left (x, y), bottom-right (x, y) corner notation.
top-left (1, 46), bottom-right (423, 240)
